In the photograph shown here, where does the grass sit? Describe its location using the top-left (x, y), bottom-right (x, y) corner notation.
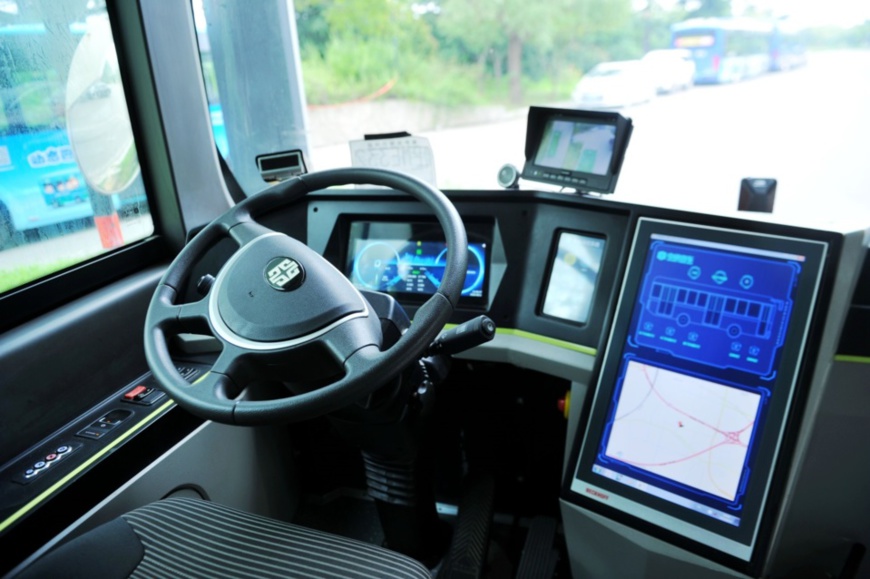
top-left (0, 257), bottom-right (86, 294)
top-left (302, 45), bottom-right (578, 109)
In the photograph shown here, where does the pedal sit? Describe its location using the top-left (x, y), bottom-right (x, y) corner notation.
top-left (516, 516), bottom-right (559, 579)
top-left (437, 473), bottom-right (494, 579)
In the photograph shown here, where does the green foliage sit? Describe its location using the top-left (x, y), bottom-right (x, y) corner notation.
top-left (686, 0), bottom-right (731, 18)
top-left (433, 0), bottom-right (632, 103)
top-left (294, 0), bottom-right (721, 107)
top-left (0, 257), bottom-right (82, 294)
top-left (295, 2), bottom-right (330, 58)
top-left (303, 39), bottom-right (486, 107)
top-left (392, 58), bottom-right (489, 106)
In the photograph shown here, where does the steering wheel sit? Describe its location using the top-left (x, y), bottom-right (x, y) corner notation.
top-left (144, 168), bottom-right (467, 425)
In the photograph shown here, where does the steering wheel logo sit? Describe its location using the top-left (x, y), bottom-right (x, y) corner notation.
top-left (265, 257), bottom-right (305, 291)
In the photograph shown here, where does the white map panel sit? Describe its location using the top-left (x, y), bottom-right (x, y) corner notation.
top-left (605, 360), bottom-right (761, 501)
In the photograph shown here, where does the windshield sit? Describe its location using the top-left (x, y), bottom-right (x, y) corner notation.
top-left (192, 0), bottom-right (869, 224)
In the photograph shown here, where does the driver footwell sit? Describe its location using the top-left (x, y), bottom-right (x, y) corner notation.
top-left (286, 362), bottom-right (571, 578)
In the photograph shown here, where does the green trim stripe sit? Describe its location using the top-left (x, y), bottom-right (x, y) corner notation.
top-left (834, 355), bottom-right (870, 364)
top-left (442, 325), bottom-right (597, 357)
top-left (0, 399), bottom-right (175, 534)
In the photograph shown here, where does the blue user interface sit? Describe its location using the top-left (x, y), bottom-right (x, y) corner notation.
top-left (634, 239), bottom-right (799, 378)
top-left (349, 238), bottom-right (487, 299)
top-left (593, 233), bottom-right (805, 527)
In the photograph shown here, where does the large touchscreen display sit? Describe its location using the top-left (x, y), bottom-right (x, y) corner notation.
top-left (346, 221), bottom-right (488, 303)
top-left (569, 218), bottom-right (827, 562)
top-left (541, 232), bottom-right (605, 324)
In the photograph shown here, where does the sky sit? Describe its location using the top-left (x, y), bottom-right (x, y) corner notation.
top-left (637, 0), bottom-right (870, 28)
top-left (732, 0), bottom-right (870, 28)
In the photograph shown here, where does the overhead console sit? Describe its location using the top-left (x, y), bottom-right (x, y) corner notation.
top-left (563, 217), bottom-right (830, 571)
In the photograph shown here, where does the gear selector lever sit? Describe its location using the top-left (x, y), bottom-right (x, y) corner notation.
top-left (427, 315), bottom-right (496, 356)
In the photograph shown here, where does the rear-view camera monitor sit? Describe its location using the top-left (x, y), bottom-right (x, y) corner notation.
top-left (522, 106), bottom-right (632, 194)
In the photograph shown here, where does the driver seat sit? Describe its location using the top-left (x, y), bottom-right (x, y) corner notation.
top-left (17, 497), bottom-right (431, 578)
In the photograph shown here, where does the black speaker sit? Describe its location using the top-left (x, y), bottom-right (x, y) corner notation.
top-left (497, 163), bottom-right (520, 189)
top-left (738, 178), bottom-right (776, 213)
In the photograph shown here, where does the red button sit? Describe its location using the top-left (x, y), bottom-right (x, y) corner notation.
top-left (45, 453), bottom-right (58, 461)
top-left (124, 385), bottom-right (148, 400)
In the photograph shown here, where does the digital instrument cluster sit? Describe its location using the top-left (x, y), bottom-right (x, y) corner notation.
top-left (346, 221), bottom-right (489, 304)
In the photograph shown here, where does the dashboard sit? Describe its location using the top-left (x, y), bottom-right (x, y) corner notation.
top-left (1, 183), bottom-right (866, 579)
top-left (295, 186), bottom-right (866, 576)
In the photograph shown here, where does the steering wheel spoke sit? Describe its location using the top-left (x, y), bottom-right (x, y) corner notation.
top-left (146, 284), bottom-right (185, 329)
top-left (176, 369), bottom-right (240, 421)
top-left (145, 286), bottom-right (211, 335)
top-left (227, 220), bottom-right (276, 248)
top-left (177, 296), bottom-right (211, 334)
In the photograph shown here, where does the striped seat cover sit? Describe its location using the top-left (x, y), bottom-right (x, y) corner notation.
top-left (120, 497), bottom-right (431, 579)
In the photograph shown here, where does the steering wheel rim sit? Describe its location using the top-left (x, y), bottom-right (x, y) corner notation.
top-left (144, 167), bottom-right (467, 425)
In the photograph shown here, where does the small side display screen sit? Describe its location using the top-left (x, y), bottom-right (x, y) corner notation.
top-left (541, 232), bottom-right (606, 324)
top-left (569, 218), bottom-right (827, 563)
top-left (534, 120), bottom-right (616, 176)
top-left (346, 221), bottom-right (488, 304)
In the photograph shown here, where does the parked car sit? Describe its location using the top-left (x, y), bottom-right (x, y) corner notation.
top-left (571, 60), bottom-right (656, 109)
top-left (641, 48), bottom-right (695, 93)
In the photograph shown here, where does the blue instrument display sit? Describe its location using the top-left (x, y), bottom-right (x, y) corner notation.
top-left (346, 222), bottom-right (488, 302)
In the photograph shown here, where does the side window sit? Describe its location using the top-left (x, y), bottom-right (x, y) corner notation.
top-left (0, 4), bottom-right (153, 295)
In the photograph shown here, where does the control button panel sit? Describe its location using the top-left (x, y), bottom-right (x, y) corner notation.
top-left (121, 385), bottom-right (164, 406)
top-left (120, 366), bottom-right (198, 406)
top-left (14, 443), bottom-right (82, 485)
top-left (3, 362), bottom-right (206, 500)
top-left (76, 408), bottom-right (134, 440)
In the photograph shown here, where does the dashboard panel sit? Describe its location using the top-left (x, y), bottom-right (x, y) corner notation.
top-left (307, 190), bottom-right (632, 358)
top-left (2, 183), bottom-right (866, 579)
top-left (297, 187), bottom-right (866, 576)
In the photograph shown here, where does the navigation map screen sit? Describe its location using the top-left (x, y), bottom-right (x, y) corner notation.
top-left (346, 221), bottom-right (488, 304)
top-left (569, 219), bottom-right (827, 561)
top-left (534, 119), bottom-right (616, 176)
top-left (541, 232), bottom-right (606, 324)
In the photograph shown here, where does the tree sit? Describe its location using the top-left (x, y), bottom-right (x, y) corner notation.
top-left (436, 0), bottom-right (631, 105)
top-left (295, 0), bottom-right (438, 102)
top-left (685, 0), bottom-right (731, 19)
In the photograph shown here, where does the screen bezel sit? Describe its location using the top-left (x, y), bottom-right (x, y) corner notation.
top-left (344, 219), bottom-right (492, 307)
top-left (521, 106), bottom-right (632, 194)
top-left (562, 218), bottom-right (827, 569)
top-left (538, 229), bottom-right (607, 326)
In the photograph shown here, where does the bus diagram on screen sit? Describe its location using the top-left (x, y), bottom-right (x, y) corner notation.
top-left (534, 119), bottom-right (616, 176)
top-left (579, 226), bottom-right (814, 536)
top-left (633, 237), bottom-right (799, 378)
